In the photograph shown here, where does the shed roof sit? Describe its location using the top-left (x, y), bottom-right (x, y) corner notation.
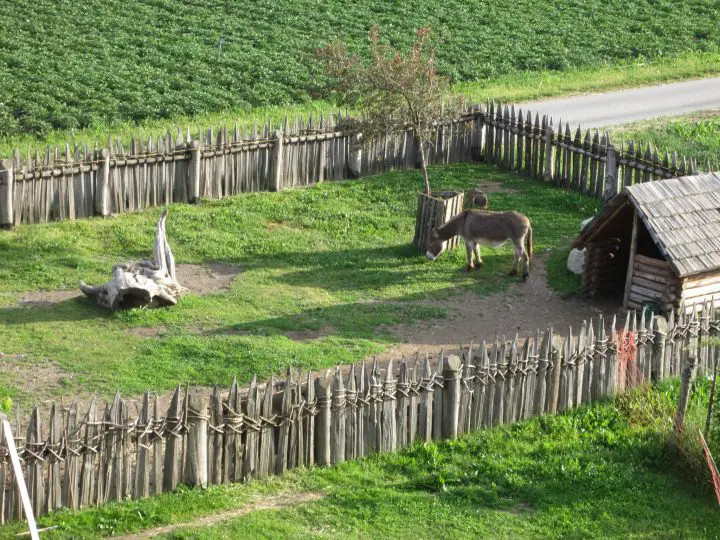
top-left (575, 172), bottom-right (720, 278)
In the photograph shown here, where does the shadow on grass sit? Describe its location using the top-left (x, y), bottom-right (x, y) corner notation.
top-left (0, 296), bottom-right (110, 325)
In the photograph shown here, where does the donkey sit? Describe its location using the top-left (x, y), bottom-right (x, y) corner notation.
top-left (466, 189), bottom-right (488, 209)
top-left (426, 209), bottom-right (533, 280)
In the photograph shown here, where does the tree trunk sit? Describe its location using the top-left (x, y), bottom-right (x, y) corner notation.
top-left (418, 142), bottom-right (431, 195)
top-left (79, 210), bottom-right (187, 310)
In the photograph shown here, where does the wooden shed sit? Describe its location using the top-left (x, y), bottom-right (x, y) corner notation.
top-left (573, 172), bottom-right (720, 312)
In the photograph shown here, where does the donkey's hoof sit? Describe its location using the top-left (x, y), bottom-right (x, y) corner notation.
top-left (474, 264), bottom-right (481, 271)
top-left (522, 272), bottom-right (529, 282)
top-left (509, 269), bottom-right (518, 277)
top-left (466, 265), bottom-right (474, 272)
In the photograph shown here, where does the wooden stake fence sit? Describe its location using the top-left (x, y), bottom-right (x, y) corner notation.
top-left (1, 301), bottom-right (717, 523)
top-left (0, 102), bottom-right (711, 227)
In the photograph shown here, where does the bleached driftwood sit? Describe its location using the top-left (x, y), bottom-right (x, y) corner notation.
top-left (80, 210), bottom-right (187, 310)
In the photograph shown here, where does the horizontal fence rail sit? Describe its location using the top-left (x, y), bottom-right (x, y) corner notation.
top-left (0, 101), bottom-right (712, 228)
top-left (1, 299), bottom-right (717, 524)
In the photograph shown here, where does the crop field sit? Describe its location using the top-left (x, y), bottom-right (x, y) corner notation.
top-left (0, 163), bottom-right (600, 402)
top-left (1, 381), bottom-right (716, 538)
top-left (1, 0), bottom-right (719, 143)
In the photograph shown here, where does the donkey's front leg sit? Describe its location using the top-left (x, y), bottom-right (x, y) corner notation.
top-left (509, 241), bottom-right (522, 277)
top-left (464, 240), bottom-right (475, 272)
top-left (473, 243), bottom-right (483, 270)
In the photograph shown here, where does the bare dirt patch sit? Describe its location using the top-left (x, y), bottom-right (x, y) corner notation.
top-left (375, 253), bottom-right (618, 364)
top-left (176, 262), bottom-right (242, 296)
top-left (113, 491), bottom-right (325, 540)
top-left (0, 354), bottom-right (72, 396)
top-left (474, 180), bottom-right (518, 194)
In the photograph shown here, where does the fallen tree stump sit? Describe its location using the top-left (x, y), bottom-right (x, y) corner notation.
top-left (80, 210), bottom-right (187, 310)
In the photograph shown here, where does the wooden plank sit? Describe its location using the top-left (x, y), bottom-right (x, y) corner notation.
top-left (432, 353), bottom-right (444, 437)
top-left (134, 393), bottom-right (151, 499)
top-left (304, 371), bottom-right (315, 466)
top-left (162, 387), bottom-right (184, 492)
top-left (623, 211), bottom-right (639, 307)
top-left (418, 355), bottom-right (434, 442)
top-left (442, 355), bottom-right (462, 439)
top-left (151, 395), bottom-right (162, 496)
top-left (25, 407), bottom-right (44, 515)
top-left (381, 360), bottom-right (397, 453)
top-left (78, 399), bottom-right (97, 508)
top-left (276, 372), bottom-right (293, 475)
top-left (355, 363), bottom-right (366, 458)
top-left (345, 365), bottom-right (358, 461)
top-left (184, 391), bottom-right (208, 488)
top-left (408, 357), bottom-right (419, 444)
top-left (314, 374), bottom-right (332, 466)
top-left (330, 368), bottom-right (346, 465)
top-left (257, 378), bottom-right (275, 479)
top-left (396, 360), bottom-right (409, 448)
top-left (208, 387), bottom-right (223, 485)
top-left (46, 404), bottom-right (62, 512)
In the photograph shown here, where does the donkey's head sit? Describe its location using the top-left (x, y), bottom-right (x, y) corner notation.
top-left (426, 228), bottom-right (445, 261)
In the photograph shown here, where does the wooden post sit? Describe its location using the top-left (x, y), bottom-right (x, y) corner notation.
top-left (162, 387), bottom-right (184, 492)
top-left (533, 330), bottom-right (551, 415)
top-left (652, 316), bottom-right (668, 382)
top-left (381, 360), bottom-right (397, 453)
top-left (0, 159), bottom-right (14, 228)
top-left (622, 212), bottom-right (639, 308)
top-left (331, 368), bottom-right (346, 465)
top-left (418, 355), bottom-right (434, 442)
top-left (542, 125), bottom-right (553, 182)
top-left (442, 355), bottom-right (462, 439)
top-left (547, 335), bottom-right (564, 414)
top-left (271, 130), bottom-right (284, 191)
top-left (675, 314), bottom-right (700, 435)
top-left (189, 140), bottom-right (201, 203)
top-left (603, 145), bottom-right (618, 201)
top-left (348, 133), bottom-right (362, 178)
top-left (134, 393), bottom-right (151, 499)
top-left (314, 374), bottom-right (332, 466)
top-left (184, 391), bottom-right (208, 488)
top-left (96, 149), bottom-right (111, 217)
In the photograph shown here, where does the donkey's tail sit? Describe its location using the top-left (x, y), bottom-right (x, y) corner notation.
top-left (526, 225), bottom-right (533, 259)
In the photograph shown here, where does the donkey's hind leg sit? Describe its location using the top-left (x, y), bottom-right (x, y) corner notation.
top-left (464, 240), bottom-right (474, 272)
top-left (521, 237), bottom-right (530, 281)
top-left (473, 243), bottom-right (483, 270)
top-left (509, 240), bottom-right (523, 277)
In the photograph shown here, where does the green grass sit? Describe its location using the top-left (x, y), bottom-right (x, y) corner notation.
top-left (1, 382), bottom-right (716, 539)
top-left (0, 164), bottom-right (600, 401)
top-left (609, 110), bottom-right (720, 168)
top-left (0, 0), bottom-right (719, 148)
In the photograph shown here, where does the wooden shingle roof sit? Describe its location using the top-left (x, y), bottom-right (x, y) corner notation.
top-left (576, 172), bottom-right (720, 278)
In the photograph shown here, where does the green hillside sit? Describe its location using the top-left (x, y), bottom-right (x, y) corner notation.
top-left (1, 0), bottom-right (718, 139)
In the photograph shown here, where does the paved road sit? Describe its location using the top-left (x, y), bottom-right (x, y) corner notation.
top-left (516, 77), bottom-right (720, 128)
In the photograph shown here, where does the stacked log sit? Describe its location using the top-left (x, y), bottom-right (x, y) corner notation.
top-left (582, 237), bottom-right (626, 296)
top-left (626, 254), bottom-right (679, 311)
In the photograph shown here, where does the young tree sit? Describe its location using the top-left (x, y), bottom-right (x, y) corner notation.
top-left (318, 26), bottom-right (459, 195)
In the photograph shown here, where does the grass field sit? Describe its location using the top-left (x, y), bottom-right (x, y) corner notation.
top-left (0, 164), bottom-right (599, 402)
top-left (0, 381), bottom-right (716, 539)
top-left (0, 0), bottom-right (719, 147)
top-left (609, 110), bottom-right (720, 168)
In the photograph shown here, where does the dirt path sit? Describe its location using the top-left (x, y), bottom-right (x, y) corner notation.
top-left (112, 492), bottom-right (324, 539)
top-left (375, 252), bottom-right (618, 363)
